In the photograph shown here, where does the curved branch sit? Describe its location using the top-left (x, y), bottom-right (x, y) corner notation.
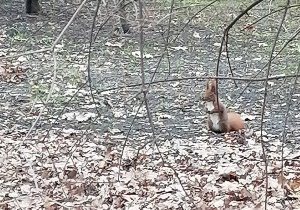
top-left (260, 0), bottom-right (290, 208)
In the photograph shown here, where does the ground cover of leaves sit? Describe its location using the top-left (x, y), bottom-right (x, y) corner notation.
top-left (1, 125), bottom-right (300, 209)
top-left (1, 0), bottom-right (300, 209)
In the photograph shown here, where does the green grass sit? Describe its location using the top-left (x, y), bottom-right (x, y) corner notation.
top-left (6, 27), bottom-right (27, 41)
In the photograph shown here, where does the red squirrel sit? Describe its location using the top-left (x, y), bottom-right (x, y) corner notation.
top-left (204, 79), bottom-right (244, 133)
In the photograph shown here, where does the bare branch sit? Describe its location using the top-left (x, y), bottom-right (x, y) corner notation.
top-left (238, 26), bottom-right (300, 97)
top-left (172, 0), bottom-right (218, 43)
top-left (51, 0), bottom-right (87, 50)
top-left (165, 0), bottom-right (175, 75)
top-left (224, 33), bottom-right (238, 87)
top-left (20, 50), bottom-right (58, 146)
top-left (86, 0), bottom-right (102, 119)
top-left (280, 61), bottom-right (300, 192)
top-left (260, 0), bottom-right (290, 208)
top-left (1, 0), bottom-right (87, 60)
top-left (216, 0), bottom-right (264, 80)
top-left (95, 74), bottom-right (300, 95)
top-left (240, 4), bottom-right (300, 32)
top-left (215, 0), bottom-right (264, 119)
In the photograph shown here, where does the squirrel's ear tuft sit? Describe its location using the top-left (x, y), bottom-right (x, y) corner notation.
top-left (210, 79), bottom-right (216, 93)
top-left (206, 79), bottom-right (210, 90)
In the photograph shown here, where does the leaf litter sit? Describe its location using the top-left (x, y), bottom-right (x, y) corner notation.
top-left (1, 1), bottom-right (300, 209)
top-left (1, 124), bottom-right (300, 209)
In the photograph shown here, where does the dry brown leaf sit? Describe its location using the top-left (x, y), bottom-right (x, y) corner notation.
top-left (67, 169), bottom-right (77, 179)
top-left (255, 202), bottom-right (262, 208)
top-left (277, 174), bottom-right (289, 187)
top-left (42, 169), bottom-right (51, 179)
top-left (288, 178), bottom-right (300, 191)
top-left (238, 188), bottom-right (253, 201)
top-left (138, 154), bottom-right (147, 163)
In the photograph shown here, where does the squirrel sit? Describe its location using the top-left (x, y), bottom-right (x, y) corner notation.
top-left (204, 79), bottom-right (244, 133)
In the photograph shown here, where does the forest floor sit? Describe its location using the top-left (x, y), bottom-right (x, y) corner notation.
top-left (0, 0), bottom-right (300, 209)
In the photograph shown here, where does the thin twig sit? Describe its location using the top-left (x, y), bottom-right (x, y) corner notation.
top-left (136, 0), bottom-right (158, 147)
top-left (280, 61), bottom-right (300, 192)
top-left (118, 0), bottom-right (149, 181)
top-left (1, 48), bottom-right (52, 60)
top-left (20, 50), bottom-right (58, 146)
top-left (165, 0), bottom-right (175, 75)
top-left (172, 0), bottom-right (218, 43)
top-left (20, 82), bottom-right (88, 190)
top-left (63, 116), bottom-right (101, 172)
top-left (94, 0), bottom-right (133, 41)
top-left (51, 0), bottom-right (87, 50)
top-left (215, 0), bottom-right (264, 113)
top-left (136, 0), bottom-right (190, 201)
top-left (86, 0), bottom-right (102, 119)
top-left (240, 4), bottom-right (300, 32)
top-left (118, 0), bottom-right (178, 181)
top-left (2, 0), bottom-right (86, 60)
top-left (224, 32), bottom-right (238, 87)
top-left (0, 193), bottom-right (39, 205)
top-left (118, 100), bottom-right (144, 181)
top-left (238, 26), bottom-right (300, 97)
top-left (95, 74), bottom-right (299, 95)
top-left (6, 0), bottom-right (86, 148)
top-left (260, 1), bottom-right (290, 208)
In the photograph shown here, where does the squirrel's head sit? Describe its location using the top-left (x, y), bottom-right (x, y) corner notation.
top-left (204, 79), bottom-right (217, 101)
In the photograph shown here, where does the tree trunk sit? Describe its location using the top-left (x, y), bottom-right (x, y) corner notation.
top-left (118, 0), bottom-right (130, 33)
top-left (26, 0), bottom-right (40, 14)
